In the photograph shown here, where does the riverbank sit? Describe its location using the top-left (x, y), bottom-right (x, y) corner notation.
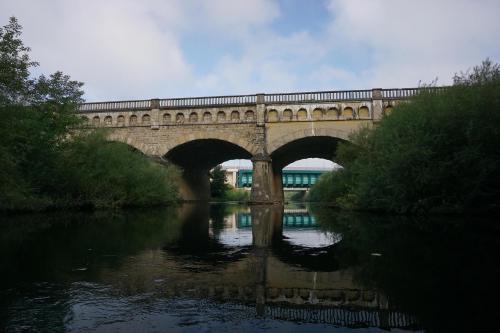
top-left (0, 129), bottom-right (180, 213)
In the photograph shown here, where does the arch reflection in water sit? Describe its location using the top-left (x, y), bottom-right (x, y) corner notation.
top-left (158, 204), bottom-right (417, 330)
top-left (0, 204), bottom-right (425, 332)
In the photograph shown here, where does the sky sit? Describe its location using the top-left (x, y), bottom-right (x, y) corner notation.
top-left (2, 0), bottom-right (499, 168)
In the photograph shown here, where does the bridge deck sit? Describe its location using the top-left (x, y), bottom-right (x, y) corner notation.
top-left (77, 87), bottom-right (447, 112)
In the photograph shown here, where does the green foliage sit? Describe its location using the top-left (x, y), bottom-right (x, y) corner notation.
top-left (307, 170), bottom-right (351, 206)
top-left (52, 132), bottom-right (180, 208)
top-left (0, 17), bottom-right (37, 106)
top-left (209, 165), bottom-right (249, 202)
top-left (310, 59), bottom-right (500, 214)
top-left (220, 186), bottom-right (250, 202)
top-left (0, 17), bottom-right (179, 211)
top-left (209, 165), bottom-right (229, 198)
top-left (288, 191), bottom-right (306, 202)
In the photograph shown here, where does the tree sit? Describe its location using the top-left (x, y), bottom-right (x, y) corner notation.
top-left (0, 17), bottom-right (37, 106)
top-left (210, 165), bottom-right (228, 198)
top-left (0, 17), bottom-right (84, 209)
top-left (309, 59), bottom-right (500, 214)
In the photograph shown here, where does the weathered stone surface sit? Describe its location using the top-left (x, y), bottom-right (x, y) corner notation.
top-left (77, 92), bottom-right (411, 202)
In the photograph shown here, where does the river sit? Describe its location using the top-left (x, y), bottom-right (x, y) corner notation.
top-left (0, 204), bottom-right (498, 332)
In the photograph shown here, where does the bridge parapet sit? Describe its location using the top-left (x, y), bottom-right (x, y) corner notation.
top-left (76, 87), bottom-right (446, 113)
top-left (75, 87), bottom-right (447, 128)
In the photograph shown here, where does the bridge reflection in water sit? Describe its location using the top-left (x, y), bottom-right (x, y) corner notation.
top-left (99, 204), bottom-right (419, 330)
top-left (2, 204), bottom-right (494, 332)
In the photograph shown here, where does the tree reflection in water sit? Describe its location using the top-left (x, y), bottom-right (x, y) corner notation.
top-left (0, 204), bottom-right (497, 332)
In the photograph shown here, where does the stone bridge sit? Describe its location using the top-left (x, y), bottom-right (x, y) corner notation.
top-left (77, 87), bottom-right (443, 202)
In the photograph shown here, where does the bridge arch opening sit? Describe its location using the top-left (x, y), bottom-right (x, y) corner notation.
top-left (164, 139), bottom-right (253, 201)
top-left (269, 136), bottom-right (346, 202)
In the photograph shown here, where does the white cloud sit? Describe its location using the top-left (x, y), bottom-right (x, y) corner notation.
top-left (326, 0), bottom-right (500, 87)
top-left (193, 0), bottom-right (280, 37)
top-left (0, 0), bottom-right (281, 100)
top-left (194, 30), bottom-right (327, 94)
top-left (1, 0), bottom-right (500, 101)
top-left (1, 0), bottom-right (194, 100)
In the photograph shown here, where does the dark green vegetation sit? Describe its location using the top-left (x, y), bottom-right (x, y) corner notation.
top-left (285, 190), bottom-right (306, 202)
top-left (0, 17), bottom-right (179, 211)
top-left (1, 204), bottom-right (498, 332)
top-left (310, 206), bottom-right (500, 332)
top-left (209, 165), bottom-right (249, 202)
top-left (309, 60), bottom-right (500, 214)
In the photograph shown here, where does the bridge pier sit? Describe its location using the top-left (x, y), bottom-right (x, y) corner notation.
top-left (249, 155), bottom-right (286, 205)
top-left (271, 167), bottom-right (284, 203)
top-left (250, 154), bottom-right (274, 204)
top-left (251, 205), bottom-right (283, 247)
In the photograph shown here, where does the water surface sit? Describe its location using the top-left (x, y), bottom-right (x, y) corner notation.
top-left (1, 204), bottom-right (497, 332)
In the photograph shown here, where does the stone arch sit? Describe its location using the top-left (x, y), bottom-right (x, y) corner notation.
top-left (282, 109), bottom-right (293, 121)
top-left (129, 115), bottom-right (137, 125)
top-left (162, 132), bottom-right (258, 165)
top-left (104, 115), bottom-right (112, 126)
top-left (203, 111), bottom-right (212, 122)
top-left (269, 132), bottom-right (350, 202)
top-left (312, 108), bottom-right (324, 120)
top-left (117, 115), bottom-right (125, 126)
top-left (358, 106), bottom-right (370, 119)
top-left (217, 111), bottom-right (226, 122)
top-left (176, 113), bottom-right (185, 123)
top-left (92, 116), bottom-right (100, 126)
top-left (267, 109), bottom-right (279, 122)
top-left (245, 110), bottom-right (255, 121)
top-left (342, 107), bottom-right (354, 119)
top-left (327, 107), bottom-right (340, 119)
top-left (104, 132), bottom-right (152, 155)
top-left (163, 136), bottom-right (256, 202)
top-left (163, 113), bottom-right (172, 124)
top-left (384, 105), bottom-right (393, 116)
top-left (230, 110), bottom-right (240, 122)
top-left (142, 114), bottom-right (151, 125)
top-left (268, 127), bottom-right (351, 155)
top-left (297, 108), bottom-right (307, 120)
top-left (80, 116), bottom-right (89, 125)
top-left (189, 112), bottom-right (198, 123)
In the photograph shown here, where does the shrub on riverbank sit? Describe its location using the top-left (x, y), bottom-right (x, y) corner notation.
top-left (53, 132), bottom-right (180, 208)
top-left (220, 187), bottom-right (250, 202)
top-left (309, 60), bottom-right (500, 214)
top-left (0, 112), bottom-right (180, 211)
top-left (209, 165), bottom-right (250, 202)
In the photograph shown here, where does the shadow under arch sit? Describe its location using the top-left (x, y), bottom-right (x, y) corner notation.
top-left (162, 203), bottom-right (251, 266)
top-left (270, 237), bottom-right (353, 272)
top-left (164, 139), bottom-right (253, 201)
top-left (269, 136), bottom-right (350, 202)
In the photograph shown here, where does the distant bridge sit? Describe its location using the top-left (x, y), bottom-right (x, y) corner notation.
top-left (236, 168), bottom-right (327, 189)
top-left (238, 210), bottom-right (316, 228)
top-left (77, 87), bottom-right (445, 203)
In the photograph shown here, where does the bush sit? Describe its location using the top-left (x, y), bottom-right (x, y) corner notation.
top-left (221, 187), bottom-right (250, 202)
top-left (52, 132), bottom-right (180, 208)
top-left (209, 165), bottom-right (229, 198)
top-left (310, 60), bottom-right (500, 214)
